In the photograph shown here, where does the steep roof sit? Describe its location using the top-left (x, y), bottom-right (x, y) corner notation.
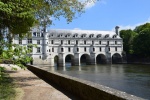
top-left (47, 29), bottom-right (121, 39)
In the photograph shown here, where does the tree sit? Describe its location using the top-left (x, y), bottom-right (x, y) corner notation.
top-left (120, 29), bottom-right (137, 54)
top-left (133, 23), bottom-right (150, 57)
top-left (134, 23), bottom-right (150, 33)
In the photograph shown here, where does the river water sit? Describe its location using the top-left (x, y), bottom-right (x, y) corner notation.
top-left (39, 64), bottom-right (150, 99)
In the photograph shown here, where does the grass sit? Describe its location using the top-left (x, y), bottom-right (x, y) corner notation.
top-left (0, 70), bottom-right (16, 100)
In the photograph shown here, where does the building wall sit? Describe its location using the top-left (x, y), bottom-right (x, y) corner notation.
top-left (13, 28), bottom-right (123, 66)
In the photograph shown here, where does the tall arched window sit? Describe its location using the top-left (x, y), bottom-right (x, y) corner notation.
top-left (84, 40), bottom-right (86, 44)
top-left (99, 47), bottom-right (101, 51)
top-left (77, 48), bottom-right (79, 52)
top-left (52, 48), bottom-right (54, 52)
top-left (115, 47), bottom-right (117, 51)
top-left (68, 40), bottom-right (70, 44)
top-left (51, 40), bottom-right (53, 44)
top-left (99, 41), bottom-right (101, 44)
top-left (61, 40), bottom-right (63, 44)
top-left (84, 47), bottom-right (86, 52)
top-left (93, 48), bottom-right (95, 52)
top-left (61, 48), bottom-right (63, 52)
top-left (76, 40), bottom-right (78, 44)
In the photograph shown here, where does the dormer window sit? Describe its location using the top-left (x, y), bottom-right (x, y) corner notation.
top-left (33, 32), bottom-right (36, 36)
top-left (65, 34), bottom-right (71, 38)
top-left (97, 34), bottom-right (101, 38)
top-left (37, 32), bottom-right (40, 37)
top-left (89, 34), bottom-right (94, 38)
top-left (113, 35), bottom-right (117, 38)
top-left (73, 34), bottom-right (78, 38)
top-left (81, 34), bottom-right (86, 38)
top-left (105, 34), bottom-right (109, 38)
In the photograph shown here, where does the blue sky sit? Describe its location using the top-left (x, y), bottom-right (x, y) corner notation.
top-left (49, 0), bottom-right (150, 31)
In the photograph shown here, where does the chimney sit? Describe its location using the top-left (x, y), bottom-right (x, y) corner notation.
top-left (115, 26), bottom-right (119, 35)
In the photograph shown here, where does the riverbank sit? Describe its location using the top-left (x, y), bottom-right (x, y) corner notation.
top-left (0, 64), bottom-right (71, 100)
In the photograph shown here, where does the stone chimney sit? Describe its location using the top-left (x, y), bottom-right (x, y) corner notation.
top-left (115, 26), bottom-right (119, 35)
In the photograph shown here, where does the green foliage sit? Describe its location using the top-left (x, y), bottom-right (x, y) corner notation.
top-left (133, 27), bottom-right (150, 57)
top-left (120, 29), bottom-right (137, 54)
top-left (120, 23), bottom-right (150, 57)
top-left (0, 71), bottom-right (16, 100)
top-left (0, 66), bottom-right (6, 80)
top-left (134, 23), bottom-right (150, 33)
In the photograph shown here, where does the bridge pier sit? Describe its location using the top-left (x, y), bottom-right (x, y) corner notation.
top-left (58, 53), bottom-right (65, 67)
top-left (106, 53), bottom-right (112, 64)
top-left (90, 53), bottom-right (96, 65)
top-left (74, 53), bottom-right (80, 66)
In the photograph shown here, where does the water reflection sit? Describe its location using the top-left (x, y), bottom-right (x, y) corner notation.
top-left (36, 63), bottom-right (150, 99)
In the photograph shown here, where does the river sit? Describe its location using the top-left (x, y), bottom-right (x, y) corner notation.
top-left (38, 64), bottom-right (150, 99)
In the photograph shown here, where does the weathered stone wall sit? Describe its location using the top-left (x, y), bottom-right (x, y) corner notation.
top-left (27, 65), bottom-right (144, 100)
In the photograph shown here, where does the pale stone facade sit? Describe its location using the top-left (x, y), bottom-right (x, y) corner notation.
top-left (13, 26), bottom-right (123, 66)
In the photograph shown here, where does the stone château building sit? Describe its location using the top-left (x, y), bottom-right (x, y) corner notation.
top-left (13, 26), bottom-right (123, 67)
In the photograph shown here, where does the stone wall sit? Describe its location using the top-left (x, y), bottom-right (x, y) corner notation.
top-left (27, 65), bottom-right (144, 100)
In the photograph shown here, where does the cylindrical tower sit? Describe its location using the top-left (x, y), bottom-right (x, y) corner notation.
top-left (115, 26), bottom-right (120, 36)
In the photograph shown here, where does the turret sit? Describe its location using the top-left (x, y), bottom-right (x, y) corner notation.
top-left (115, 26), bottom-right (119, 36)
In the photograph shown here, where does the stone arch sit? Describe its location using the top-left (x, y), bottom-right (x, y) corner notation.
top-left (65, 54), bottom-right (74, 66)
top-left (96, 54), bottom-right (107, 64)
top-left (112, 53), bottom-right (122, 64)
top-left (54, 55), bottom-right (59, 67)
top-left (80, 54), bottom-right (91, 65)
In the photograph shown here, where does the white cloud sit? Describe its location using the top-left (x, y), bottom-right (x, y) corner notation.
top-left (79, 0), bottom-right (106, 9)
top-left (119, 17), bottom-right (150, 30)
top-left (74, 28), bottom-right (81, 30)
top-left (85, 1), bottom-right (95, 9)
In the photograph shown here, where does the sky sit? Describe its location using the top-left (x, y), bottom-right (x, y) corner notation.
top-left (49, 0), bottom-right (150, 31)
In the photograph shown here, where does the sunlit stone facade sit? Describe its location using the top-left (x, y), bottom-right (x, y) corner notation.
top-left (13, 26), bottom-right (123, 66)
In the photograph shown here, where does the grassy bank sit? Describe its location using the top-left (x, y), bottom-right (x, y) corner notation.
top-left (0, 68), bottom-right (16, 100)
top-left (0, 67), bottom-right (23, 100)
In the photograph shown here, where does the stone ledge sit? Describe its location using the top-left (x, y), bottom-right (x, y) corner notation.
top-left (27, 65), bottom-right (144, 100)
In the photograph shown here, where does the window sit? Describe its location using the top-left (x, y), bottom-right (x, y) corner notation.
top-left (49, 49), bottom-right (50, 52)
top-left (84, 47), bottom-right (86, 52)
top-left (37, 47), bottom-right (40, 53)
top-left (108, 47), bottom-right (110, 51)
top-left (89, 34), bottom-right (93, 38)
top-left (77, 48), bottom-right (79, 52)
top-left (93, 48), bottom-right (95, 52)
top-left (37, 40), bottom-right (40, 44)
top-left (61, 48), bottom-right (63, 52)
top-left (115, 41), bottom-right (117, 44)
top-left (61, 40), bottom-right (63, 44)
top-left (33, 32), bottom-right (36, 36)
top-left (92, 41), bottom-right (94, 45)
top-left (28, 39), bottom-right (32, 44)
top-left (115, 47), bottom-right (117, 51)
top-left (100, 47), bottom-right (101, 51)
top-left (107, 41), bottom-right (109, 45)
top-left (39, 56), bottom-right (41, 59)
top-left (19, 39), bottom-right (22, 44)
top-left (68, 47), bottom-right (70, 52)
top-left (84, 40), bottom-right (86, 44)
top-left (68, 40), bottom-right (70, 44)
top-left (99, 41), bottom-right (101, 44)
top-left (76, 40), bottom-right (78, 44)
top-left (51, 40), bottom-right (53, 44)
top-left (37, 32), bottom-right (40, 37)
top-left (52, 48), bottom-right (54, 52)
